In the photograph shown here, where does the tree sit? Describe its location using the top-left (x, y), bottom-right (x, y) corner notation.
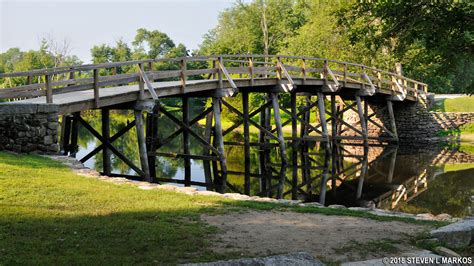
top-left (132, 28), bottom-right (175, 59)
top-left (199, 0), bottom-right (308, 55)
top-left (336, 1), bottom-right (474, 93)
top-left (91, 44), bottom-right (113, 64)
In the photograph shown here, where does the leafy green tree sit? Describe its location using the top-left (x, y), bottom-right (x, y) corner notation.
top-left (336, 0), bottom-right (474, 93)
top-left (91, 44), bottom-right (113, 64)
top-left (199, 0), bottom-right (308, 55)
top-left (132, 28), bottom-right (175, 59)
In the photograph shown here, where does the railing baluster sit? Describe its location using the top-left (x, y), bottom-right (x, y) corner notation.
top-left (323, 59), bottom-right (328, 85)
top-left (302, 58), bottom-right (306, 85)
top-left (343, 63), bottom-right (347, 87)
top-left (93, 69), bottom-right (99, 107)
top-left (180, 59), bottom-right (187, 93)
top-left (218, 56), bottom-right (223, 88)
top-left (45, 74), bottom-right (52, 103)
top-left (138, 63), bottom-right (145, 100)
top-left (249, 56), bottom-right (254, 86)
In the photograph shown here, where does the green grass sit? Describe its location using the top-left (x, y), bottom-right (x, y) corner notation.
top-left (0, 152), bottom-right (236, 264)
top-left (431, 96), bottom-right (474, 112)
top-left (444, 163), bottom-right (474, 172)
top-left (0, 152), bottom-right (447, 264)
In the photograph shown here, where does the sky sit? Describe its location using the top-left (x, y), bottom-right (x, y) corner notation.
top-left (0, 0), bottom-right (243, 63)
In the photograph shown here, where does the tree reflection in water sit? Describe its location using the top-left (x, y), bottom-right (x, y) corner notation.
top-left (75, 110), bottom-right (473, 217)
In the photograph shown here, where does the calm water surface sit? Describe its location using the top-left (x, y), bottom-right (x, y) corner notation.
top-left (74, 111), bottom-right (474, 218)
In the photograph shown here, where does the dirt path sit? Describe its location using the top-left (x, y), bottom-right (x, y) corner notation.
top-left (202, 210), bottom-right (431, 263)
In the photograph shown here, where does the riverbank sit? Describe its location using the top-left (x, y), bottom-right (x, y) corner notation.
top-left (0, 151), bottom-right (458, 264)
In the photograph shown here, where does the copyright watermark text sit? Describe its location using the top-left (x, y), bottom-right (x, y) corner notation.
top-left (383, 256), bottom-right (472, 265)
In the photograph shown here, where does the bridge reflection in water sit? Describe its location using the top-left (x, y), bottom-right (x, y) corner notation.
top-left (72, 110), bottom-right (470, 214)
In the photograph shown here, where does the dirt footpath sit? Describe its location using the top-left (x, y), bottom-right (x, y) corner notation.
top-left (202, 210), bottom-right (431, 263)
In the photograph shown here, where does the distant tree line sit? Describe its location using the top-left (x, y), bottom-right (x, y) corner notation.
top-left (1, 0), bottom-right (472, 94)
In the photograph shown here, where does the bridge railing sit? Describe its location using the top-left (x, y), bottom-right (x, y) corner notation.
top-left (0, 55), bottom-right (428, 104)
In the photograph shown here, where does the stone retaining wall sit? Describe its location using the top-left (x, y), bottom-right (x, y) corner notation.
top-left (342, 96), bottom-right (474, 143)
top-left (0, 103), bottom-right (59, 153)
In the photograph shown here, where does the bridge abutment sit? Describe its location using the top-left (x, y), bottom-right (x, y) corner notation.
top-left (342, 95), bottom-right (474, 143)
top-left (0, 103), bottom-right (59, 153)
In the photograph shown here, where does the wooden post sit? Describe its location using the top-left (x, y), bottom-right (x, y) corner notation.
top-left (70, 112), bottom-right (80, 158)
top-left (102, 108), bottom-right (112, 176)
top-left (249, 57), bottom-right (254, 86)
top-left (385, 148), bottom-right (397, 184)
top-left (212, 97), bottom-right (227, 193)
top-left (302, 59), bottom-right (306, 85)
top-left (317, 92), bottom-right (328, 141)
top-left (180, 59), bottom-right (187, 93)
top-left (270, 93), bottom-right (287, 164)
top-left (258, 103), bottom-right (267, 194)
top-left (377, 71), bottom-right (382, 89)
top-left (355, 96), bottom-right (368, 142)
top-left (138, 64), bottom-right (145, 100)
top-left (290, 92), bottom-right (298, 200)
top-left (323, 60), bottom-right (328, 85)
top-left (343, 63), bottom-right (348, 87)
top-left (276, 56), bottom-right (282, 80)
top-left (356, 149), bottom-right (368, 200)
top-left (27, 75), bottom-right (32, 85)
top-left (387, 100), bottom-right (398, 141)
top-left (93, 69), bottom-right (99, 108)
top-left (331, 95), bottom-right (337, 139)
top-left (291, 93), bottom-right (297, 143)
top-left (242, 92), bottom-right (251, 195)
top-left (182, 96), bottom-right (191, 186)
top-left (45, 74), bottom-right (52, 104)
top-left (217, 57), bottom-right (223, 89)
top-left (146, 106), bottom-right (158, 182)
top-left (203, 111), bottom-right (213, 185)
top-left (60, 115), bottom-right (71, 155)
top-left (135, 110), bottom-right (151, 181)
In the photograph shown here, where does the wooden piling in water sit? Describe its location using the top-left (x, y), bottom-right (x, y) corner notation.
top-left (182, 96), bottom-right (191, 186)
top-left (270, 93), bottom-right (287, 165)
top-left (134, 109), bottom-right (151, 181)
top-left (242, 92), bottom-right (251, 195)
top-left (212, 97), bottom-right (227, 193)
top-left (101, 108), bottom-right (112, 176)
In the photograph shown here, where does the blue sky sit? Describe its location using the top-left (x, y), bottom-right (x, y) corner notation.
top-left (0, 0), bottom-right (245, 63)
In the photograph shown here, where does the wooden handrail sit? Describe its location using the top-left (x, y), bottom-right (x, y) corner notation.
top-left (0, 54), bottom-right (427, 104)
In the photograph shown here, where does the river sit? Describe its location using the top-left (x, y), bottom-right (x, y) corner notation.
top-left (72, 110), bottom-right (474, 218)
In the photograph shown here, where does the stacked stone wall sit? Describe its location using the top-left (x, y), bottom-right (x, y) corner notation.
top-left (0, 103), bottom-right (59, 153)
top-left (341, 95), bottom-right (474, 143)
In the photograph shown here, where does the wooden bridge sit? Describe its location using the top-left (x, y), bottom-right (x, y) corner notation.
top-left (0, 54), bottom-right (428, 187)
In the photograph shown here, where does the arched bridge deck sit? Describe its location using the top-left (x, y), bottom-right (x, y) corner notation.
top-left (0, 55), bottom-right (427, 115)
top-left (0, 55), bottom-right (429, 186)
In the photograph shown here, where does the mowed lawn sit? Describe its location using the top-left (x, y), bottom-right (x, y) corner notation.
top-left (0, 152), bottom-right (235, 264)
top-left (0, 152), bottom-right (446, 264)
top-left (432, 96), bottom-right (474, 112)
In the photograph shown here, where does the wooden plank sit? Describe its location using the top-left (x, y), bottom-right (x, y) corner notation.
top-left (242, 92), bottom-right (251, 194)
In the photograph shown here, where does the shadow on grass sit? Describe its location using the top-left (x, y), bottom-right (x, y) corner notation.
top-left (0, 209), bottom-right (234, 265)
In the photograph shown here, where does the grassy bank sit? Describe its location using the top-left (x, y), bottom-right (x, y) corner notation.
top-left (431, 96), bottom-right (474, 112)
top-left (0, 152), bottom-right (445, 264)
